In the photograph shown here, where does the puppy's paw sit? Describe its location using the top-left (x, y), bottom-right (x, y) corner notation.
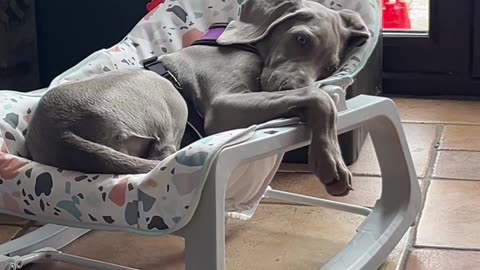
top-left (309, 138), bottom-right (353, 197)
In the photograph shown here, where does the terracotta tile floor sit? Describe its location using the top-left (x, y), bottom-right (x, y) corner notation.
top-left (1, 97), bottom-right (480, 269)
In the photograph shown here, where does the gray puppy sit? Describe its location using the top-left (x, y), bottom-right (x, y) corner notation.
top-left (26, 0), bottom-right (370, 196)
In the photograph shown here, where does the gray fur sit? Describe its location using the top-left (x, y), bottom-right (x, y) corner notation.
top-left (27, 70), bottom-right (187, 174)
top-left (26, 0), bottom-right (369, 196)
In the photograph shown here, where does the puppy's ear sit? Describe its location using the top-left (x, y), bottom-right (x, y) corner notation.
top-left (218, 0), bottom-right (301, 45)
top-left (338, 9), bottom-right (370, 48)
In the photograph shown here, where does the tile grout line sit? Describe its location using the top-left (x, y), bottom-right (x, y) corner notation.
top-left (436, 149), bottom-right (480, 153)
top-left (395, 124), bottom-right (445, 270)
top-left (400, 121), bottom-right (480, 127)
top-left (426, 177), bottom-right (480, 182)
top-left (414, 245), bottom-right (480, 252)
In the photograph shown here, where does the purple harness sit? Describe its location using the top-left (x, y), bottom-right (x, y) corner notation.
top-left (191, 23), bottom-right (260, 55)
top-left (199, 23), bottom-right (228, 40)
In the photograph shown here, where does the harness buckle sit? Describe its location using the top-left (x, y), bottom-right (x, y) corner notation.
top-left (141, 57), bottom-right (183, 90)
top-left (140, 56), bottom-right (159, 68)
top-left (163, 70), bottom-right (183, 90)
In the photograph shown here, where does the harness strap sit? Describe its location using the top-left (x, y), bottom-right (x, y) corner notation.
top-left (141, 56), bottom-right (206, 139)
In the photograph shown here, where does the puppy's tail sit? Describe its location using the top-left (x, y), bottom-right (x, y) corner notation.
top-left (62, 132), bottom-right (159, 174)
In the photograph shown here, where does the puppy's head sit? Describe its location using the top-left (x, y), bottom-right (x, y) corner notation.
top-left (218, 0), bottom-right (370, 91)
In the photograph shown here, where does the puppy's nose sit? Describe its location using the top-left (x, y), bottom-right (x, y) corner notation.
top-left (291, 76), bottom-right (311, 89)
top-left (295, 77), bottom-right (307, 86)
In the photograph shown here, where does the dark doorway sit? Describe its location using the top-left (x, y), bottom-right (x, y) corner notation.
top-left (383, 0), bottom-right (480, 96)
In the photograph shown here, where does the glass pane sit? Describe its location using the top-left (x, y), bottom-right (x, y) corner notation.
top-left (382, 0), bottom-right (429, 32)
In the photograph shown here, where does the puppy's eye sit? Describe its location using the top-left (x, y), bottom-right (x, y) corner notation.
top-left (296, 35), bottom-right (308, 46)
top-left (327, 65), bottom-right (338, 72)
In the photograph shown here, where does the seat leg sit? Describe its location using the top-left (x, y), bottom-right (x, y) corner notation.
top-left (176, 170), bottom-right (227, 270)
top-left (319, 95), bottom-right (422, 270)
top-left (184, 222), bottom-right (225, 270)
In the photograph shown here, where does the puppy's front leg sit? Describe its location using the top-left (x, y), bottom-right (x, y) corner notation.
top-left (205, 86), bottom-right (352, 196)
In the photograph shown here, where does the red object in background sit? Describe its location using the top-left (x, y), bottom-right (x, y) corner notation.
top-left (382, 0), bottom-right (411, 30)
top-left (146, 0), bottom-right (165, 12)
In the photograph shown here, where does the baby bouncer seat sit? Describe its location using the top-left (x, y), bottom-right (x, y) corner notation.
top-left (0, 0), bottom-right (422, 269)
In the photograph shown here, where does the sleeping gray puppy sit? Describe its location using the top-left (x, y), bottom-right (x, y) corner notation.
top-left (26, 0), bottom-right (370, 196)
